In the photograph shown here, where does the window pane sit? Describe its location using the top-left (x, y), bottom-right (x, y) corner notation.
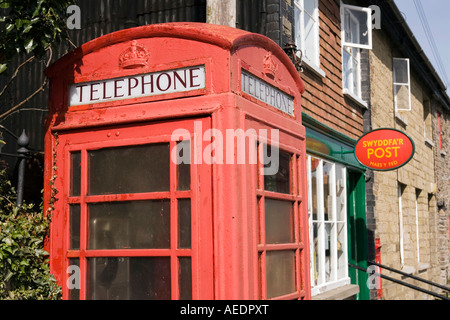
top-left (343, 6), bottom-right (371, 47)
top-left (264, 149), bottom-right (290, 194)
top-left (87, 257), bottom-right (171, 300)
top-left (70, 205), bottom-right (80, 250)
top-left (304, 12), bottom-right (317, 62)
top-left (336, 165), bottom-right (346, 222)
top-left (265, 251), bottom-right (296, 299)
top-left (179, 257), bottom-right (192, 300)
top-left (337, 223), bottom-right (347, 280)
top-left (265, 199), bottom-right (293, 244)
top-left (88, 144), bottom-right (170, 195)
top-left (325, 223), bottom-right (332, 282)
top-left (68, 258), bottom-right (80, 300)
top-left (393, 58), bottom-right (409, 84)
top-left (70, 152), bottom-right (81, 197)
top-left (312, 222), bottom-right (319, 286)
top-left (323, 162), bottom-right (332, 221)
top-left (177, 141), bottom-right (191, 191)
top-left (88, 200), bottom-right (170, 250)
top-left (395, 84), bottom-right (411, 111)
top-left (178, 199), bottom-right (191, 249)
top-left (310, 158), bottom-right (319, 221)
top-left (304, 0), bottom-right (316, 16)
top-left (294, 5), bottom-right (301, 47)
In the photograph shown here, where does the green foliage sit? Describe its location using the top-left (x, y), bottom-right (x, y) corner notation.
top-left (0, 0), bottom-right (75, 74)
top-left (0, 170), bottom-right (61, 300)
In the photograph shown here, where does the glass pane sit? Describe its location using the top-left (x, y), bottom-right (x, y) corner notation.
top-left (310, 158), bottom-right (319, 221)
top-left (178, 199), bottom-right (191, 249)
top-left (87, 257), bottom-right (171, 300)
top-left (304, 0), bottom-right (316, 16)
top-left (70, 152), bottom-right (81, 197)
top-left (179, 257), bottom-right (192, 300)
top-left (325, 223), bottom-right (332, 282)
top-left (395, 84), bottom-right (410, 110)
top-left (323, 162), bottom-right (331, 221)
top-left (70, 205), bottom-right (80, 250)
top-left (88, 144), bottom-right (170, 195)
top-left (265, 199), bottom-right (293, 244)
top-left (265, 251), bottom-right (296, 299)
top-left (68, 258), bottom-right (80, 300)
top-left (344, 7), bottom-right (370, 47)
top-left (177, 141), bottom-right (191, 191)
top-left (393, 59), bottom-right (409, 84)
top-left (343, 48), bottom-right (352, 91)
top-left (336, 165), bottom-right (346, 222)
top-left (312, 222), bottom-right (319, 286)
top-left (337, 223), bottom-right (347, 280)
top-left (264, 149), bottom-right (291, 194)
top-left (88, 200), bottom-right (170, 250)
top-left (294, 5), bottom-right (301, 47)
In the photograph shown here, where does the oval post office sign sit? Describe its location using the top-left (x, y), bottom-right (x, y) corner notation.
top-left (355, 129), bottom-right (415, 171)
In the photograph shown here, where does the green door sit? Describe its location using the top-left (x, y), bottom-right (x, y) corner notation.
top-left (347, 171), bottom-right (370, 300)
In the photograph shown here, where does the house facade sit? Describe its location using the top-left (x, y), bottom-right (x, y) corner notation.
top-left (0, 0), bottom-right (448, 300)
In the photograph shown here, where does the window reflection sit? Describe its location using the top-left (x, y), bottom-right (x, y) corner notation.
top-left (88, 144), bottom-right (170, 195)
top-left (264, 148), bottom-right (291, 194)
top-left (88, 201), bottom-right (170, 250)
top-left (88, 257), bottom-right (171, 300)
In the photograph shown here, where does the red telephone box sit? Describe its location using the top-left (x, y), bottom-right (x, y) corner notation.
top-left (44, 23), bottom-right (310, 300)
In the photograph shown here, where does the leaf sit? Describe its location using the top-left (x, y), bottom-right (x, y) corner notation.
top-left (0, 64), bottom-right (6, 74)
top-left (24, 39), bottom-right (36, 54)
top-left (15, 19), bottom-right (30, 29)
top-left (22, 24), bottom-right (33, 34)
top-left (0, 2), bottom-right (10, 9)
top-left (4, 271), bottom-right (14, 282)
top-left (3, 237), bottom-right (12, 246)
top-left (5, 23), bottom-right (14, 33)
top-left (32, 0), bottom-right (45, 18)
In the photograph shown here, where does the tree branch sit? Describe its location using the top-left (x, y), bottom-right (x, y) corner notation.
top-left (0, 55), bottom-right (36, 98)
top-left (0, 78), bottom-right (48, 121)
top-left (0, 48), bottom-right (53, 121)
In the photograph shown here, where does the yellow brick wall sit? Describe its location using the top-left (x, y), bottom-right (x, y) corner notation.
top-left (369, 29), bottom-right (441, 300)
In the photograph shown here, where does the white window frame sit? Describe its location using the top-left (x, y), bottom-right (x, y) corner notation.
top-left (415, 190), bottom-right (421, 265)
top-left (341, 3), bottom-right (373, 50)
top-left (398, 183), bottom-right (405, 268)
top-left (294, 0), bottom-right (322, 71)
top-left (307, 156), bottom-right (350, 296)
top-left (341, 3), bottom-right (372, 102)
top-left (393, 58), bottom-right (412, 111)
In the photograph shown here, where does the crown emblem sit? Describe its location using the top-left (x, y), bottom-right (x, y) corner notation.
top-left (119, 40), bottom-right (149, 69)
top-left (263, 53), bottom-right (278, 78)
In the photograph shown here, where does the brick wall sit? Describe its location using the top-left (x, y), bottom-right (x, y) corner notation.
top-left (283, 0), bottom-right (366, 141)
top-left (431, 100), bottom-right (450, 290)
top-left (369, 28), bottom-right (443, 300)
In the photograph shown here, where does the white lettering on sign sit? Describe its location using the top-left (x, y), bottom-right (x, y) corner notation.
top-left (241, 70), bottom-right (294, 116)
top-left (69, 65), bottom-right (206, 106)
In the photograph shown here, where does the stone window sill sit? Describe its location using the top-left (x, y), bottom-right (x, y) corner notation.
top-left (302, 59), bottom-right (326, 78)
top-left (425, 137), bottom-right (435, 149)
top-left (311, 284), bottom-right (360, 300)
top-left (343, 89), bottom-right (368, 109)
top-left (395, 112), bottom-right (408, 127)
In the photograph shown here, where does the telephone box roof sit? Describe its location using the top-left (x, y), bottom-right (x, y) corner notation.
top-left (45, 22), bottom-right (304, 94)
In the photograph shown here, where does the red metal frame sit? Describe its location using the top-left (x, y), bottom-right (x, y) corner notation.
top-left (54, 118), bottom-right (213, 300)
top-left (375, 238), bottom-right (383, 299)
